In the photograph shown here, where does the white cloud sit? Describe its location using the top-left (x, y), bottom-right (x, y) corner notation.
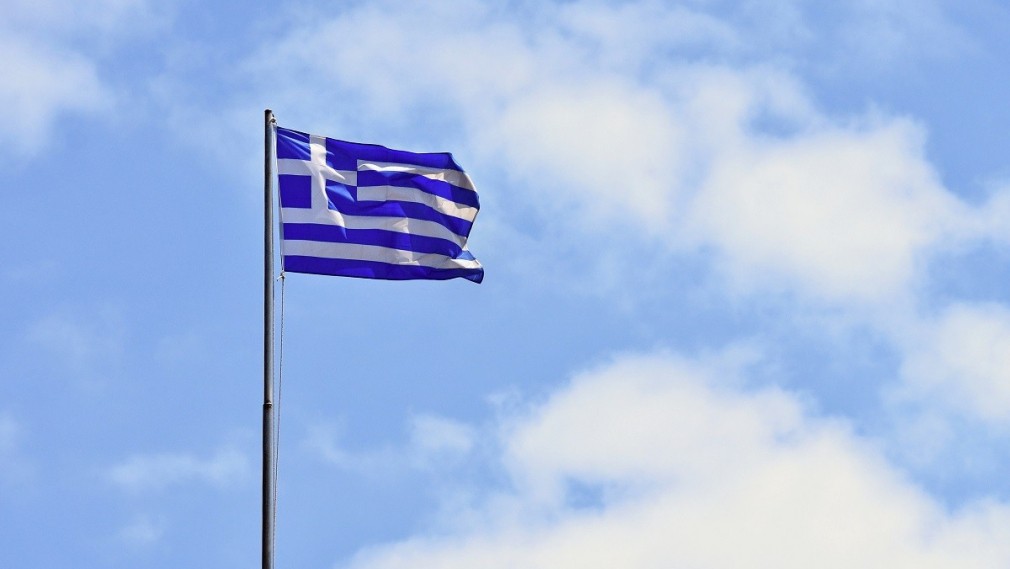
top-left (4, 0), bottom-right (159, 35)
top-left (303, 423), bottom-right (360, 471)
top-left (493, 80), bottom-right (684, 230)
top-left (27, 307), bottom-right (125, 376)
top-left (108, 448), bottom-right (250, 493)
top-left (899, 302), bottom-right (1010, 424)
top-left (409, 414), bottom-right (476, 457)
top-left (0, 413), bottom-right (20, 454)
top-left (690, 115), bottom-right (970, 301)
top-left (341, 353), bottom-right (1010, 569)
top-left (0, 35), bottom-right (109, 153)
top-left (117, 513), bottom-right (165, 547)
top-left (835, 0), bottom-right (973, 69)
top-left (305, 414), bottom-right (476, 475)
top-left (0, 412), bottom-right (34, 486)
top-left (555, 0), bottom-right (741, 68)
top-left (0, 0), bottom-right (166, 155)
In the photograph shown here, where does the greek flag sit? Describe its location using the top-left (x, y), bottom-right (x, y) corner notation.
top-left (275, 126), bottom-right (484, 283)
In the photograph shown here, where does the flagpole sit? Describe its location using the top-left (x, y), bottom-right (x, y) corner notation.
top-left (263, 108), bottom-right (276, 569)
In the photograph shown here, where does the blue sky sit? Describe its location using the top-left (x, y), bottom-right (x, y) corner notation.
top-left (3, 0), bottom-right (1010, 566)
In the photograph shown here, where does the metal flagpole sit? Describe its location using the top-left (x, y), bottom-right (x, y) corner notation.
top-left (263, 108), bottom-right (276, 569)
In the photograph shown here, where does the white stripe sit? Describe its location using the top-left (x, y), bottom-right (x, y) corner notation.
top-left (279, 161), bottom-right (473, 220)
top-left (283, 240), bottom-right (483, 271)
top-left (276, 158), bottom-right (357, 185)
top-left (358, 161), bottom-right (477, 193)
top-left (279, 207), bottom-right (469, 247)
top-left (356, 185), bottom-right (478, 222)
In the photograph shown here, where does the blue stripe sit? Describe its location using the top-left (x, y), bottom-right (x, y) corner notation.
top-left (357, 170), bottom-right (480, 208)
top-left (324, 184), bottom-right (474, 237)
top-left (326, 138), bottom-right (464, 172)
top-left (276, 126), bottom-right (467, 171)
top-left (276, 127), bottom-right (310, 160)
top-left (325, 180), bottom-right (356, 203)
top-left (282, 223), bottom-right (465, 258)
top-left (283, 256), bottom-right (484, 283)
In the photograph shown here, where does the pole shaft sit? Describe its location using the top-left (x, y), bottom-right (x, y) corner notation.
top-left (263, 108), bottom-right (276, 569)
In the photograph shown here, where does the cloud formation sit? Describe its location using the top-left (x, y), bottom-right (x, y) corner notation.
top-left (117, 514), bottom-right (165, 547)
top-left (305, 413), bottom-right (477, 474)
top-left (108, 448), bottom-right (250, 493)
top-left (343, 354), bottom-right (1010, 568)
top-left (251, 0), bottom-right (1006, 303)
top-left (26, 307), bottom-right (125, 377)
top-left (0, 0), bottom-right (165, 154)
top-left (202, 3), bottom-right (1010, 562)
top-left (900, 302), bottom-right (1010, 424)
top-left (0, 412), bottom-right (34, 487)
top-left (237, 0), bottom-right (1010, 426)
top-left (0, 36), bottom-right (107, 153)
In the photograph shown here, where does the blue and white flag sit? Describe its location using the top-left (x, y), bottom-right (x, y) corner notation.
top-left (275, 126), bottom-right (484, 283)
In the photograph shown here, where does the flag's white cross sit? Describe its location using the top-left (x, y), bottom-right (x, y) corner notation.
top-left (275, 135), bottom-right (355, 224)
top-left (308, 135), bottom-right (354, 218)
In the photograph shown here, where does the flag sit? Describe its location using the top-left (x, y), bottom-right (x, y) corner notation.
top-left (274, 126), bottom-right (484, 283)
